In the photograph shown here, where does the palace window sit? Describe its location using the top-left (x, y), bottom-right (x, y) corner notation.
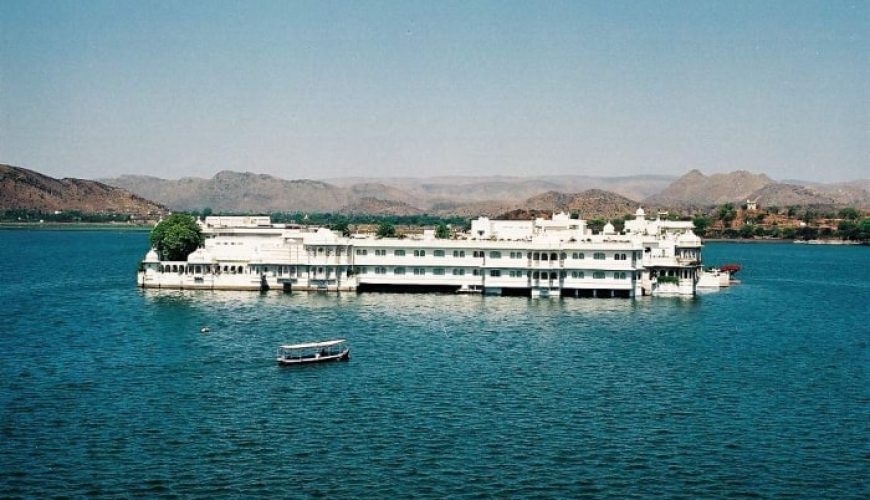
top-left (375, 249), bottom-right (386, 256)
top-left (434, 250), bottom-right (445, 257)
top-left (452, 268), bottom-right (465, 276)
top-left (614, 272), bottom-right (627, 279)
top-left (433, 268), bottom-right (445, 275)
top-left (571, 271), bottom-right (585, 279)
top-left (413, 268), bottom-right (425, 275)
top-left (414, 250), bottom-right (426, 257)
top-left (394, 267), bottom-right (406, 275)
top-left (473, 250), bottom-right (484, 258)
top-left (375, 267), bottom-right (386, 275)
top-left (593, 252), bottom-right (606, 260)
top-left (453, 250), bottom-right (465, 258)
top-left (490, 270), bottom-right (501, 277)
top-left (573, 252), bottom-right (585, 259)
top-left (593, 271), bottom-right (606, 279)
top-left (489, 251), bottom-right (501, 259)
top-left (355, 249), bottom-right (367, 256)
top-left (394, 250), bottom-right (406, 256)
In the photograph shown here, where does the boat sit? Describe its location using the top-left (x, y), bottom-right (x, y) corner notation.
top-left (276, 339), bottom-right (350, 365)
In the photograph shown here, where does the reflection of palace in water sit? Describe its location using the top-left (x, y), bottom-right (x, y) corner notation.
top-left (138, 209), bottom-right (703, 298)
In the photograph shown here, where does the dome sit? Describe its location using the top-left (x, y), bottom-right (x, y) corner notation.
top-left (677, 231), bottom-right (702, 246)
top-left (635, 207), bottom-right (646, 218)
top-left (186, 247), bottom-right (214, 263)
top-left (603, 222), bottom-right (615, 234)
top-left (144, 248), bottom-right (160, 263)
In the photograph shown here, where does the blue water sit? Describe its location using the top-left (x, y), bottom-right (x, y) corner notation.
top-left (1, 230), bottom-right (867, 498)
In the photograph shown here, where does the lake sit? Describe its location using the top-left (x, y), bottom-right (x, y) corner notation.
top-left (1, 230), bottom-right (867, 497)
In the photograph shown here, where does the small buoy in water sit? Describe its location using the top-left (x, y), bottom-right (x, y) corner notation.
top-left (200, 326), bottom-right (209, 333)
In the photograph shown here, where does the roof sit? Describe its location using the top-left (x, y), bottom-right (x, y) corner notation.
top-left (279, 339), bottom-right (346, 349)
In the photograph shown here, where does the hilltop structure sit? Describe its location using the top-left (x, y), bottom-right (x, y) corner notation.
top-left (139, 209), bottom-right (703, 297)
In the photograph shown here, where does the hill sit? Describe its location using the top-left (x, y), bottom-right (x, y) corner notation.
top-left (507, 189), bottom-right (639, 220)
top-left (0, 164), bottom-right (166, 215)
top-left (106, 171), bottom-right (351, 212)
top-left (644, 169), bottom-right (773, 207)
top-left (747, 183), bottom-right (839, 209)
top-left (338, 197), bottom-right (424, 216)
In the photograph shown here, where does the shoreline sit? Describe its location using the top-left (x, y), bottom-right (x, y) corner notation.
top-left (704, 238), bottom-right (865, 245)
top-left (0, 222), bottom-right (153, 231)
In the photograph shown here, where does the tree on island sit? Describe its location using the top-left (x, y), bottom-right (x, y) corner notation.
top-left (376, 222), bottom-right (396, 238)
top-left (150, 214), bottom-right (204, 261)
top-left (435, 223), bottom-right (450, 239)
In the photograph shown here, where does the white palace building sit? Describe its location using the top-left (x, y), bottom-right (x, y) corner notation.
top-left (138, 209), bottom-right (704, 298)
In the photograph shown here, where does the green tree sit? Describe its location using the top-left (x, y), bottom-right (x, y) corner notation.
top-left (587, 218), bottom-right (606, 233)
top-left (796, 226), bottom-right (818, 241)
top-left (838, 207), bottom-right (859, 220)
top-left (717, 203), bottom-right (736, 224)
top-left (739, 224), bottom-right (756, 239)
top-left (838, 220), bottom-right (858, 240)
top-left (858, 218), bottom-right (870, 241)
top-left (376, 222), bottom-right (396, 238)
top-left (692, 216), bottom-right (711, 237)
top-left (149, 214), bottom-right (204, 261)
top-left (781, 227), bottom-right (797, 240)
top-left (435, 223), bottom-right (450, 239)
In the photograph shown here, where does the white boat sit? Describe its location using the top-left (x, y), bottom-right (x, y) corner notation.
top-left (276, 339), bottom-right (350, 365)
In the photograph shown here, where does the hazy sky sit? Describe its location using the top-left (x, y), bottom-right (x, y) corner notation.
top-left (1, 1), bottom-right (867, 182)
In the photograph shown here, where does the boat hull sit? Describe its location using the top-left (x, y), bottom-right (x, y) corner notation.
top-left (277, 349), bottom-right (350, 365)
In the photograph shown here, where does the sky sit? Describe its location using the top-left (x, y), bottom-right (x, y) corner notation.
top-left (0, 1), bottom-right (867, 182)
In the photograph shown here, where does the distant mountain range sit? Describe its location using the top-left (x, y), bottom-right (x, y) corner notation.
top-left (0, 164), bottom-right (166, 215)
top-left (2, 163), bottom-right (867, 218)
top-left (642, 169), bottom-right (869, 210)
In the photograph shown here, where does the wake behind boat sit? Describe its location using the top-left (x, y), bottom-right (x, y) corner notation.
top-left (277, 339), bottom-right (350, 365)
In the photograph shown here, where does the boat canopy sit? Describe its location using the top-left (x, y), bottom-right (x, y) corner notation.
top-left (279, 339), bottom-right (346, 350)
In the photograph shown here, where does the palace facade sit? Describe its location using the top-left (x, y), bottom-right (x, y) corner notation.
top-left (138, 209), bottom-right (703, 297)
